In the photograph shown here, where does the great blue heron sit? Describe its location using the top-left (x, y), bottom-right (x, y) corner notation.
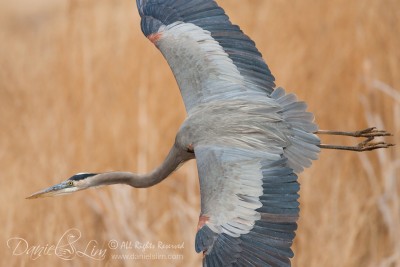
top-left (27, 1), bottom-right (393, 266)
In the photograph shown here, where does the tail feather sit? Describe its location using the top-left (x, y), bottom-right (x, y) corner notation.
top-left (271, 87), bottom-right (320, 173)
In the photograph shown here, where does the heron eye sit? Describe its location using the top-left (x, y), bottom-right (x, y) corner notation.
top-left (67, 181), bottom-right (74, 186)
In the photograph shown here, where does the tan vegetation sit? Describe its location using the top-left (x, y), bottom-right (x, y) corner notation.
top-left (0, 0), bottom-right (398, 266)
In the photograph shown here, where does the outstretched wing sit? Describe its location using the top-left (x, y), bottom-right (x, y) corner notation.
top-left (194, 145), bottom-right (299, 267)
top-left (136, 0), bottom-right (275, 113)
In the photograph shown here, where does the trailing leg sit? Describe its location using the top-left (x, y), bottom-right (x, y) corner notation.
top-left (315, 127), bottom-right (394, 152)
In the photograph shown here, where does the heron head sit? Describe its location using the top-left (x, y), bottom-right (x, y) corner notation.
top-left (26, 173), bottom-right (98, 199)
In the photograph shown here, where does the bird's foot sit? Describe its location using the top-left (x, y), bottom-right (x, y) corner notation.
top-left (354, 137), bottom-right (394, 151)
top-left (347, 127), bottom-right (392, 138)
top-left (316, 127), bottom-right (395, 152)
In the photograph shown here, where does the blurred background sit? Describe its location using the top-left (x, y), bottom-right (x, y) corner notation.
top-left (0, 0), bottom-right (399, 266)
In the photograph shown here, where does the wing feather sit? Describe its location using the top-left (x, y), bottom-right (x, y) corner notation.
top-left (137, 0), bottom-right (275, 113)
top-left (194, 145), bottom-right (299, 267)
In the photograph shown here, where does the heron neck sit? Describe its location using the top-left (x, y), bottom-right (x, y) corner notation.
top-left (88, 144), bottom-right (191, 188)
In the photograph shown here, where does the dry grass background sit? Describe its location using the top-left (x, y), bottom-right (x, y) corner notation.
top-left (0, 0), bottom-right (399, 266)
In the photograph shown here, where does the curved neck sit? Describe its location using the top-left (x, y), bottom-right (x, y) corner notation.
top-left (86, 144), bottom-right (192, 188)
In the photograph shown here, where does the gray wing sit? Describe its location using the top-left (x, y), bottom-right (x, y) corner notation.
top-left (136, 0), bottom-right (275, 113)
top-left (194, 145), bottom-right (299, 267)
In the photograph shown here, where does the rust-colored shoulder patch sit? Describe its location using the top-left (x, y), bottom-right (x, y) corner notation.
top-left (147, 32), bottom-right (162, 44)
top-left (197, 215), bottom-right (210, 231)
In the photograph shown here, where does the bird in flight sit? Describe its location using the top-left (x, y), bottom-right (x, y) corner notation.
top-left (28, 0), bottom-right (393, 266)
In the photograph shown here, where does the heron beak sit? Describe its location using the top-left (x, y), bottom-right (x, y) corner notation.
top-left (26, 183), bottom-right (71, 199)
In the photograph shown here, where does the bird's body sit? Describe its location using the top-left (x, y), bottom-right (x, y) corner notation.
top-left (173, 87), bottom-right (319, 265)
top-left (28, 1), bottom-right (393, 266)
